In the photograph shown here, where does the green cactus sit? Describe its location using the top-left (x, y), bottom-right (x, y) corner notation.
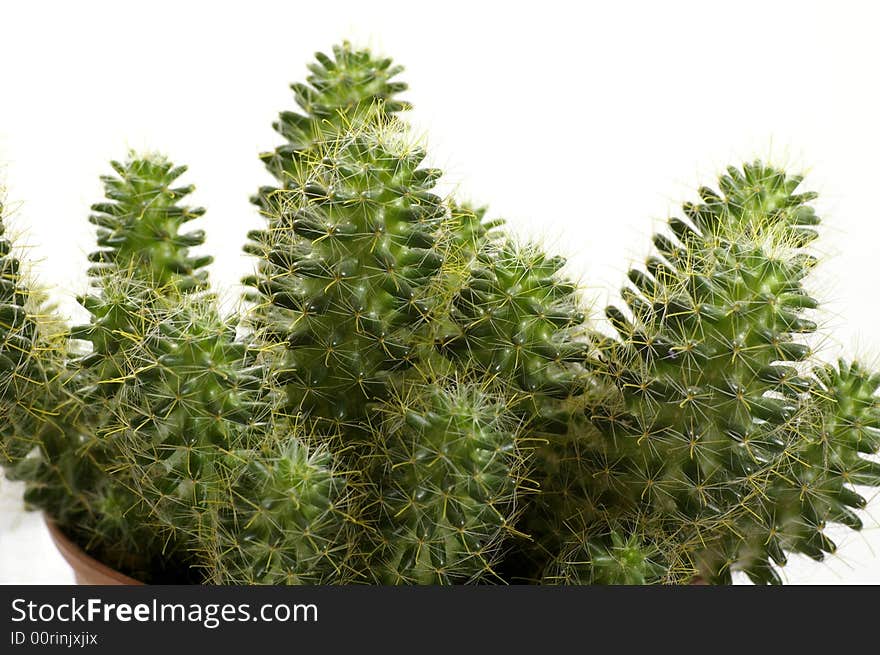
top-left (246, 43), bottom-right (420, 348)
top-left (244, 111), bottom-right (449, 433)
top-left (70, 155), bottom-right (213, 397)
top-left (59, 156), bottom-right (212, 577)
top-left (0, 202), bottom-right (177, 580)
top-left (358, 380), bottom-right (524, 584)
top-left (559, 162), bottom-right (824, 583)
top-left (253, 41), bottom-right (410, 219)
top-left (0, 206), bottom-right (59, 462)
top-left (87, 156), bottom-right (211, 290)
top-left (245, 42), bottom-right (503, 434)
top-left (0, 203), bottom-right (74, 510)
top-left (208, 433), bottom-right (348, 584)
top-left (81, 154), bottom-right (357, 585)
top-left (4, 43), bottom-right (880, 588)
top-left (243, 48), bottom-right (523, 582)
top-left (543, 522), bottom-right (669, 585)
top-left (55, 156), bottom-right (248, 579)
top-left (754, 359), bottom-right (880, 571)
top-left (247, 42), bottom-right (499, 343)
top-left (536, 162), bottom-right (880, 584)
top-left (439, 241), bottom-right (587, 403)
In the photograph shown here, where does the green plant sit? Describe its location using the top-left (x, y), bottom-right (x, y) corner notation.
top-left (440, 241), bottom-right (587, 401)
top-left (360, 379), bottom-right (525, 584)
top-left (533, 163), bottom-right (880, 584)
top-left (1, 44), bottom-right (878, 587)
top-left (252, 41), bottom-right (410, 219)
top-left (1, 203), bottom-right (59, 464)
top-left (241, 44), bottom-right (527, 581)
top-left (0, 44), bottom-right (528, 586)
top-left (245, 111), bottom-right (448, 432)
top-left (70, 154), bottom-right (357, 584)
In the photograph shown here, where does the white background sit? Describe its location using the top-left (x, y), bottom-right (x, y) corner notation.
top-left (1, 0), bottom-right (879, 584)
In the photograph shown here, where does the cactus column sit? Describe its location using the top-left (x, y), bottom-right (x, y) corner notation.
top-left (543, 162), bottom-right (875, 584)
top-left (245, 113), bottom-right (449, 434)
top-left (361, 381), bottom-right (524, 584)
top-left (68, 154), bottom-right (347, 582)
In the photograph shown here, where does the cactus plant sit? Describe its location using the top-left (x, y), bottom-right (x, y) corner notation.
top-left (0, 200), bottom-right (177, 580)
top-left (438, 240), bottom-right (588, 420)
top-left (69, 155), bottom-right (240, 534)
top-left (1, 203), bottom-right (60, 463)
top-left (69, 154), bottom-right (354, 583)
top-left (535, 162), bottom-right (880, 584)
top-left (253, 41), bottom-right (410, 218)
top-left (244, 110), bottom-right (449, 434)
top-left (246, 41), bottom-right (498, 357)
top-left (440, 242), bottom-right (585, 394)
top-left (240, 44), bottom-right (534, 584)
top-left (2, 43), bottom-right (879, 587)
top-left (357, 379), bottom-right (525, 584)
top-left (208, 431), bottom-right (348, 584)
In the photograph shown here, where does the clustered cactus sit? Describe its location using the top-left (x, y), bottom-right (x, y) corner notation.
top-left (2, 42), bottom-right (878, 585)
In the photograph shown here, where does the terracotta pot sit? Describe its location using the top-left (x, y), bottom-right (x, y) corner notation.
top-left (44, 515), bottom-right (143, 585)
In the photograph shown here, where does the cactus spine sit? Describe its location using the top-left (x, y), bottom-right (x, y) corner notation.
top-left (244, 45), bottom-right (531, 584)
top-left (759, 359), bottom-right (880, 566)
top-left (0, 203), bottom-right (72, 510)
top-left (1, 204), bottom-right (57, 463)
top-left (210, 432), bottom-right (348, 584)
top-left (70, 155), bottom-right (231, 512)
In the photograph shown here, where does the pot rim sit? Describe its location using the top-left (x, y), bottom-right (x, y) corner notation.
top-left (44, 514), bottom-right (143, 585)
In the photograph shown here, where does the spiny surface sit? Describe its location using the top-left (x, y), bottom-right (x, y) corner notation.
top-left (0, 207), bottom-right (59, 462)
top-left (72, 154), bottom-right (213, 399)
top-left (88, 154), bottom-right (211, 291)
top-left (245, 115), bottom-right (448, 431)
top-left (542, 162), bottom-right (841, 584)
top-left (1, 202), bottom-right (180, 580)
top-left (66, 155), bottom-right (257, 579)
top-left (254, 41), bottom-right (410, 217)
top-left (209, 435), bottom-right (348, 584)
top-left (362, 381), bottom-right (523, 584)
top-left (439, 241), bottom-right (587, 409)
top-left (757, 359), bottom-right (880, 569)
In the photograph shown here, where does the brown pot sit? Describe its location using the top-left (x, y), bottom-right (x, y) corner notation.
top-left (44, 515), bottom-right (143, 585)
